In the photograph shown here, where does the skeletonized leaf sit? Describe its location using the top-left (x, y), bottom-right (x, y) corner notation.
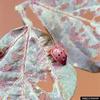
top-left (33, 0), bottom-right (100, 12)
top-left (0, 26), bottom-right (77, 100)
top-left (31, 2), bottom-right (100, 72)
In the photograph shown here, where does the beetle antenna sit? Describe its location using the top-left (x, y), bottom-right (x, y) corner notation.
top-left (44, 26), bottom-right (58, 45)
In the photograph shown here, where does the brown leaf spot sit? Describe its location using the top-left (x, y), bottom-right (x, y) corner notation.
top-left (61, 16), bottom-right (68, 22)
top-left (2, 64), bottom-right (12, 72)
top-left (59, 3), bottom-right (69, 10)
top-left (90, 43), bottom-right (100, 49)
top-left (39, 93), bottom-right (50, 100)
top-left (74, 0), bottom-right (84, 5)
top-left (80, 10), bottom-right (95, 20)
top-left (39, 93), bottom-right (46, 100)
top-left (94, 16), bottom-right (100, 22)
top-left (79, 28), bottom-right (84, 33)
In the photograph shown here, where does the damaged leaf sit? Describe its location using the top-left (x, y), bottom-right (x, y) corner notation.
top-left (0, 26), bottom-right (77, 100)
top-left (31, 0), bottom-right (100, 72)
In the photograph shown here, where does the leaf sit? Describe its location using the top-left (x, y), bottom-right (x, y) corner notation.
top-left (0, 0), bottom-right (99, 100)
top-left (49, 64), bottom-right (76, 100)
top-left (34, 0), bottom-right (100, 12)
top-left (31, 1), bottom-right (100, 72)
top-left (0, 26), bottom-right (77, 100)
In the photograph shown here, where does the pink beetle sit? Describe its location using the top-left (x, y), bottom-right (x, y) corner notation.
top-left (49, 43), bottom-right (67, 65)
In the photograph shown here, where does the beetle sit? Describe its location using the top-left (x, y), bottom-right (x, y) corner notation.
top-left (0, 46), bottom-right (9, 59)
top-left (48, 43), bottom-right (67, 66)
top-left (0, 49), bottom-right (4, 59)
